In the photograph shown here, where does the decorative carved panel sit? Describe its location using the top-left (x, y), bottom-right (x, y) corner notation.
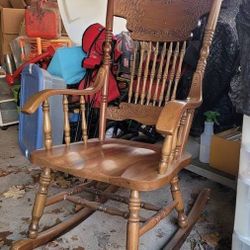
top-left (113, 0), bottom-right (212, 41)
top-left (106, 102), bottom-right (163, 125)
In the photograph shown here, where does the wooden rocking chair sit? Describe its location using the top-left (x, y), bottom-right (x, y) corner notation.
top-left (12, 0), bottom-right (222, 249)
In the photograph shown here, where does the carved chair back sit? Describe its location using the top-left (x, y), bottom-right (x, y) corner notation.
top-left (102, 0), bottom-right (220, 132)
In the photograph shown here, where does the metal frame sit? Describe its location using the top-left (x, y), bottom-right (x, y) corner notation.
top-left (0, 98), bottom-right (19, 127)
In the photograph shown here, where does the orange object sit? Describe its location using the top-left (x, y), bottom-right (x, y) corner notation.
top-left (25, 0), bottom-right (61, 39)
top-left (19, 36), bottom-right (72, 61)
top-left (6, 46), bottom-right (55, 86)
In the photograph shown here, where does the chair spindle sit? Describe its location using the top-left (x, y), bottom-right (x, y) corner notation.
top-left (63, 95), bottom-right (70, 146)
top-left (175, 111), bottom-right (188, 160)
top-left (171, 41), bottom-right (187, 101)
top-left (43, 99), bottom-right (52, 150)
top-left (140, 42), bottom-right (152, 105)
top-left (153, 42), bottom-right (167, 106)
top-left (134, 42), bottom-right (146, 104)
top-left (159, 134), bottom-right (173, 174)
top-left (169, 128), bottom-right (178, 165)
top-left (80, 96), bottom-right (88, 145)
top-left (128, 42), bottom-right (138, 103)
top-left (146, 42), bottom-right (159, 105)
top-left (165, 42), bottom-right (180, 103)
top-left (158, 42), bottom-right (173, 107)
top-left (180, 109), bottom-right (194, 156)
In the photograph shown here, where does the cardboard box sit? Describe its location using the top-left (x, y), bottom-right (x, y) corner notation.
top-left (210, 128), bottom-right (241, 176)
top-left (0, 0), bottom-right (11, 8)
top-left (1, 7), bottom-right (24, 33)
top-left (9, 0), bottom-right (26, 9)
top-left (0, 7), bottom-right (24, 59)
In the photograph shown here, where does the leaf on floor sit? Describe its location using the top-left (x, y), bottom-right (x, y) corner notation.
top-left (0, 167), bottom-right (26, 178)
top-left (71, 235), bottom-right (79, 241)
top-left (45, 240), bottom-right (60, 248)
top-left (55, 218), bottom-right (63, 224)
top-left (0, 170), bottom-right (9, 177)
top-left (156, 229), bottom-right (165, 238)
top-left (198, 213), bottom-right (209, 223)
top-left (24, 184), bottom-right (36, 190)
top-left (46, 208), bottom-right (64, 215)
top-left (2, 185), bottom-right (25, 199)
top-left (31, 173), bottom-right (40, 183)
top-left (0, 231), bottom-right (13, 247)
top-left (21, 217), bottom-right (30, 223)
top-left (202, 232), bottom-right (221, 248)
top-left (53, 176), bottom-right (71, 189)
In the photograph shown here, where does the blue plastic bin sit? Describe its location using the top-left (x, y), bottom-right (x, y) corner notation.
top-left (19, 64), bottom-right (66, 158)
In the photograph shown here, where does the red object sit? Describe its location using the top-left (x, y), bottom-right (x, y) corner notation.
top-left (25, 0), bottom-right (61, 39)
top-left (82, 23), bottom-right (105, 54)
top-left (82, 23), bottom-right (122, 69)
top-left (79, 23), bottom-right (122, 107)
top-left (78, 71), bottom-right (120, 108)
top-left (6, 46), bottom-right (55, 86)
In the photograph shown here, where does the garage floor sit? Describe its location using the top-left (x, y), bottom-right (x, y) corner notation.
top-left (0, 125), bottom-right (236, 250)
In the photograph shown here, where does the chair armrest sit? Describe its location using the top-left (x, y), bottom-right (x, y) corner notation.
top-left (156, 98), bottom-right (201, 135)
top-left (22, 65), bottom-right (109, 114)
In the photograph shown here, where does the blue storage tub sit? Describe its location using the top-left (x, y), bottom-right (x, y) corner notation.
top-left (19, 64), bottom-right (66, 158)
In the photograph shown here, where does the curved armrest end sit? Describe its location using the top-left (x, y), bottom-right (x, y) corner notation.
top-left (22, 66), bottom-right (108, 114)
top-left (156, 101), bottom-right (187, 135)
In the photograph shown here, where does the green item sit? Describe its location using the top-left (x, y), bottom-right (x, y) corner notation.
top-left (11, 84), bottom-right (21, 112)
top-left (204, 111), bottom-right (220, 124)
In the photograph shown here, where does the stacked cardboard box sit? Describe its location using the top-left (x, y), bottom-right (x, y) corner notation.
top-left (9, 0), bottom-right (27, 9)
top-left (0, 0), bottom-right (29, 8)
top-left (210, 128), bottom-right (241, 176)
top-left (0, 7), bottom-right (24, 60)
top-left (0, 0), bottom-right (27, 61)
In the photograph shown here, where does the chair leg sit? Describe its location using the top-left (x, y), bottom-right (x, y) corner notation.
top-left (170, 176), bottom-right (188, 229)
top-left (29, 168), bottom-right (52, 239)
top-left (127, 190), bottom-right (140, 250)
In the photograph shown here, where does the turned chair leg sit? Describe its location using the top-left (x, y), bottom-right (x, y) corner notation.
top-left (29, 168), bottom-right (52, 239)
top-left (170, 176), bottom-right (188, 228)
top-left (127, 190), bottom-right (140, 250)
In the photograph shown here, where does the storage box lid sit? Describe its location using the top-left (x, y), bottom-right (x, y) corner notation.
top-left (9, 0), bottom-right (26, 9)
top-left (0, 0), bottom-right (12, 8)
top-left (1, 7), bottom-right (25, 34)
top-left (58, 0), bottom-right (127, 45)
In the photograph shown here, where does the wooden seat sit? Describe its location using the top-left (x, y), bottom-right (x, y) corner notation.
top-left (12, 0), bottom-right (223, 249)
top-left (31, 138), bottom-right (191, 191)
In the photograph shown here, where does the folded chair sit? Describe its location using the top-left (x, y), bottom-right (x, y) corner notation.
top-left (12, 0), bottom-right (222, 249)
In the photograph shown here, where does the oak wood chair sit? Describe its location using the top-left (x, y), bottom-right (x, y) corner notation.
top-left (12, 0), bottom-right (222, 249)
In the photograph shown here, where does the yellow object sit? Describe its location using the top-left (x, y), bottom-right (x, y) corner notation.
top-left (210, 128), bottom-right (241, 176)
top-left (0, 7), bottom-right (24, 60)
top-left (19, 36), bottom-right (72, 61)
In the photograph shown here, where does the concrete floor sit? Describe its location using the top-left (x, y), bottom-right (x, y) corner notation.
top-left (0, 125), bottom-right (236, 250)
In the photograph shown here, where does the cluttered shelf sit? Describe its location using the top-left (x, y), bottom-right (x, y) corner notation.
top-left (187, 159), bottom-right (237, 189)
top-left (185, 128), bottom-right (241, 190)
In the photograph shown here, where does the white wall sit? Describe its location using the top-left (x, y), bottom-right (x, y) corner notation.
top-left (58, 0), bottom-right (127, 45)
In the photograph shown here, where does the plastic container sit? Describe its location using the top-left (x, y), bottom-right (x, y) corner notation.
top-left (199, 121), bottom-right (214, 163)
top-left (238, 145), bottom-right (250, 177)
top-left (233, 116), bottom-right (250, 248)
top-left (232, 232), bottom-right (250, 250)
top-left (57, 0), bottom-right (127, 45)
top-left (19, 64), bottom-right (66, 158)
top-left (0, 100), bottom-right (19, 127)
top-left (0, 81), bottom-right (19, 127)
top-left (234, 174), bottom-right (250, 239)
